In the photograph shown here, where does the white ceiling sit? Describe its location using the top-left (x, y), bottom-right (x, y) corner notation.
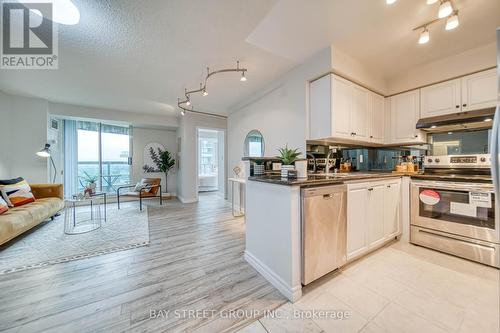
top-left (0, 0), bottom-right (498, 117)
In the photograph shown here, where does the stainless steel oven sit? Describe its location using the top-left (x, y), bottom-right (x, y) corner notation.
top-left (410, 154), bottom-right (500, 267)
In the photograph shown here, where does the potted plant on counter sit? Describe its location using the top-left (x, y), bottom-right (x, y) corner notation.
top-left (277, 145), bottom-right (301, 178)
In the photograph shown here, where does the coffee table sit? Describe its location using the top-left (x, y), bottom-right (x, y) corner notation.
top-left (64, 197), bottom-right (103, 235)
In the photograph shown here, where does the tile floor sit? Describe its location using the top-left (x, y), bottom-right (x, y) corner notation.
top-left (237, 241), bottom-right (500, 333)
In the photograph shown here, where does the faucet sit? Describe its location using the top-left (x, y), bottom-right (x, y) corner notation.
top-left (307, 153), bottom-right (316, 173)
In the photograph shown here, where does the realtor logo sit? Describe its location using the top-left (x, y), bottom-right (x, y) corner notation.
top-left (1, 1), bottom-right (58, 69)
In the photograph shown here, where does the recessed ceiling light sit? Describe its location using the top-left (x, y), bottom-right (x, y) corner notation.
top-left (484, 118), bottom-right (493, 122)
top-left (445, 13), bottom-right (459, 30)
top-left (438, 1), bottom-right (453, 18)
top-left (418, 28), bottom-right (430, 44)
top-left (448, 132), bottom-right (453, 135)
top-left (427, 0), bottom-right (438, 4)
top-left (431, 125), bottom-right (437, 129)
top-left (386, 0), bottom-right (397, 4)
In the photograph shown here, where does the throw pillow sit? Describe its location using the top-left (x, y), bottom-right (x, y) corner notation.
top-left (0, 197), bottom-right (8, 215)
top-left (0, 178), bottom-right (35, 207)
top-left (134, 181), bottom-right (146, 192)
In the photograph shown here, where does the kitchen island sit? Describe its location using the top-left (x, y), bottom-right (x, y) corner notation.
top-left (244, 172), bottom-right (409, 302)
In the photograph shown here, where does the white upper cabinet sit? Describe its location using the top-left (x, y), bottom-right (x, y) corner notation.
top-left (419, 69), bottom-right (498, 119)
top-left (351, 84), bottom-right (369, 140)
top-left (390, 90), bottom-right (425, 144)
top-left (420, 79), bottom-right (461, 118)
top-left (461, 69), bottom-right (498, 112)
top-left (369, 93), bottom-right (385, 144)
top-left (331, 75), bottom-right (353, 139)
top-left (308, 74), bottom-right (378, 144)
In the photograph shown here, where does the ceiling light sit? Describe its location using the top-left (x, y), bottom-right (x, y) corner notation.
top-left (240, 72), bottom-right (247, 82)
top-left (418, 28), bottom-right (430, 44)
top-left (185, 99), bottom-right (191, 106)
top-left (202, 89), bottom-right (208, 96)
top-left (484, 118), bottom-right (493, 122)
top-left (445, 13), bottom-right (459, 30)
top-left (180, 109), bottom-right (185, 116)
top-left (448, 132), bottom-right (453, 135)
top-left (438, 1), bottom-right (453, 18)
top-left (427, 0), bottom-right (438, 4)
top-left (386, 0), bottom-right (397, 4)
top-left (431, 125), bottom-right (437, 129)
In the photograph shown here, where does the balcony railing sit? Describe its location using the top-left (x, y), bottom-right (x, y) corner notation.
top-left (78, 161), bottom-right (130, 193)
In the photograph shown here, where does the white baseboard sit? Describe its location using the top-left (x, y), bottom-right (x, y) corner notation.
top-left (244, 250), bottom-right (302, 302)
top-left (178, 196), bottom-right (198, 204)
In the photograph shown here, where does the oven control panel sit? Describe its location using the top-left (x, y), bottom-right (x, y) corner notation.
top-left (424, 154), bottom-right (491, 168)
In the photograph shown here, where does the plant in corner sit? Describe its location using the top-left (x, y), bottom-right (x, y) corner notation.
top-left (144, 147), bottom-right (176, 193)
top-left (277, 145), bottom-right (301, 178)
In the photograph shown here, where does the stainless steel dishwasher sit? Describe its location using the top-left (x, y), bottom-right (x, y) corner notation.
top-left (302, 184), bottom-right (347, 285)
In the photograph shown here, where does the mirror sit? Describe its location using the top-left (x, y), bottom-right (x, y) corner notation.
top-left (244, 130), bottom-right (265, 157)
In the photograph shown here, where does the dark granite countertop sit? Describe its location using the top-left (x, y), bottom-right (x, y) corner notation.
top-left (248, 171), bottom-right (493, 187)
top-left (248, 172), bottom-right (407, 187)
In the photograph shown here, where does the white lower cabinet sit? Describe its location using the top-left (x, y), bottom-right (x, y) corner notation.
top-left (347, 179), bottom-right (402, 261)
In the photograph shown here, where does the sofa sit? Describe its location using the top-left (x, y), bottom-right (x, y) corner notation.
top-left (0, 184), bottom-right (64, 246)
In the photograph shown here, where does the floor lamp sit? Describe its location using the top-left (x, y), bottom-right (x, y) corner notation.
top-left (37, 143), bottom-right (57, 183)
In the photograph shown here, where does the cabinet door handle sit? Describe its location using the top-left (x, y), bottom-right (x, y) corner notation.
top-left (370, 135), bottom-right (373, 138)
top-left (414, 134), bottom-right (418, 138)
top-left (368, 188), bottom-right (373, 191)
top-left (387, 185), bottom-right (391, 188)
top-left (463, 104), bottom-right (467, 107)
top-left (455, 105), bottom-right (460, 108)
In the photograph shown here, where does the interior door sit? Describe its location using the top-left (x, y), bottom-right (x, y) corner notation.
top-left (367, 184), bottom-right (385, 247)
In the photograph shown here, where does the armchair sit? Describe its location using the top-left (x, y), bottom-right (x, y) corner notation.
top-left (117, 178), bottom-right (162, 211)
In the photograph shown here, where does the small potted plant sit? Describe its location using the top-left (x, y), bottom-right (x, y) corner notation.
top-left (253, 159), bottom-right (265, 176)
top-left (277, 145), bottom-right (301, 178)
top-left (84, 174), bottom-right (98, 195)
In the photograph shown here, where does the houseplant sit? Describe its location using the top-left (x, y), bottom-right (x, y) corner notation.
top-left (83, 172), bottom-right (98, 195)
top-left (144, 147), bottom-right (176, 193)
top-left (277, 145), bottom-right (301, 178)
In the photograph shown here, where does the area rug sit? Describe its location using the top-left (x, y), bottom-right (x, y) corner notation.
top-left (0, 203), bottom-right (150, 274)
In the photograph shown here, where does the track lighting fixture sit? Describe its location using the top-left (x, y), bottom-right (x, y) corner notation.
top-left (418, 28), bottom-right (430, 44)
top-left (177, 61), bottom-right (248, 117)
top-left (412, 0), bottom-right (458, 45)
top-left (438, 0), bottom-right (453, 18)
top-left (445, 13), bottom-right (459, 30)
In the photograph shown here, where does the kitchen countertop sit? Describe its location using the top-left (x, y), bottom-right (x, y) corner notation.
top-left (248, 172), bottom-right (407, 187)
top-left (248, 171), bottom-right (493, 186)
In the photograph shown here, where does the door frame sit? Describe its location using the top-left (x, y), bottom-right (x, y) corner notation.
top-left (195, 126), bottom-right (227, 202)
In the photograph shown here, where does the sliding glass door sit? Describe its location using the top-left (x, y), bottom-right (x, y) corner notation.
top-left (65, 120), bottom-right (131, 197)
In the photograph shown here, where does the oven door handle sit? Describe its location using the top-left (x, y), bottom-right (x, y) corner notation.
top-left (411, 181), bottom-right (494, 192)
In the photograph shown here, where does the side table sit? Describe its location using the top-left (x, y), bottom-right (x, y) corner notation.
top-left (64, 197), bottom-right (103, 235)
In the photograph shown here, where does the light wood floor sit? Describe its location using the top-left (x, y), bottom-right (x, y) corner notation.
top-left (0, 193), bottom-right (286, 333)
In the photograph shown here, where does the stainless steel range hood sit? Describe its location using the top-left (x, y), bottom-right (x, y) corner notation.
top-left (416, 107), bottom-right (495, 132)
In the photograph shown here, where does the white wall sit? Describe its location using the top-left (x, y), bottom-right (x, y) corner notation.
top-left (331, 46), bottom-right (388, 95)
top-left (387, 42), bottom-right (497, 95)
top-left (0, 91), bottom-right (49, 183)
top-left (132, 127), bottom-right (178, 194)
top-left (0, 91), bottom-right (181, 194)
top-left (177, 112), bottom-right (227, 203)
top-left (227, 48), bottom-right (331, 182)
